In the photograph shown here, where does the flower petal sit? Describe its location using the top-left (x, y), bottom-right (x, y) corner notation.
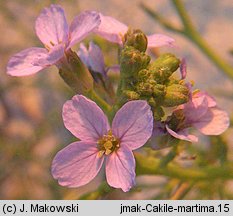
top-left (63, 95), bottom-right (110, 141)
top-left (193, 107), bottom-right (229, 135)
top-left (183, 94), bottom-right (209, 123)
top-left (106, 65), bottom-right (120, 74)
top-left (147, 34), bottom-right (175, 48)
top-left (106, 145), bottom-right (135, 192)
top-left (77, 43), bottom-right (89, 66)
top-left (112, 100), bottom-right (153, 150)
top-left (88, 41), bottom-right (106, 74)
top-left (35, 4), bottom-right (69, 48)
top-left (52, 141), bottom-right (104, 187)
top-left (180, 58), bottom-right (187, 79)
top-left (166, 125), bottom-right (198, 143)
top-left (95, 14), bottom-right (128, 44)
top-left (7, 47), bottom-right (49, 76)
top-left (194, 91), bottom-right (217, 108)
top-left (33, 43), bottom-right (65, 66)
top-left (68, 11), bottom-right (101, 49)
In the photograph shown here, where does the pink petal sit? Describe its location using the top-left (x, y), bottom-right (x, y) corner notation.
top-left (180, 58), bottom-right (187, 79)
top-left (147, 34), bottom-right (175, 48)
top-left (35, 5), bottom-right (69, 48)
top-left (112, 100), bottom-right (153, 150)
top-left (166, 125), bottom-right (198, 143)
top-left (68, 11), bottom-right (101, 49)
top-left (106, 65), bottom-right (120, 74)
top-left (7, 47), bottom-right (49, 76)
top-left (194, 91), bottom-right (217, 108)
top-left (106, 145), bottom-right (135, 192)
top-left (63, 95), bottom-right (110, 141)
top-left (183, 94), bottom-right (209, 123)
top-left (88, 41), bottom-right (106, 74)
top-left (77, 43), bottom-right (89, 66)
top-left (33, 43), bottom-right (65, 66)
top-left (95, 14), bottom-right (128, 44)
top-left (52, 141), bottom-right (104, 187)
top-left (193, 107), bottom-right (229, 135)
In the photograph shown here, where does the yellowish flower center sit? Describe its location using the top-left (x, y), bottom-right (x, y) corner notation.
top-left (97, 130), bottom-right (120, 157)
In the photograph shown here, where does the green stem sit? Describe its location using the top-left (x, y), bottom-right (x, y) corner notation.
top-left (159, 140), bottom-right (179, 167)
top-left (86, 89), bottom-right (111, 115)
top-left (79, 181), bottom-right (113, 200)
top-left (141, 0), bottom-right (233, 80)
top-left (135, 153), bottom-right (233, 180)
top-left (172, 0), bottom-right (233, 79)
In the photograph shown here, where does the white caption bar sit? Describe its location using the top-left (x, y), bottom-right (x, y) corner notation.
top-left (0, 200), bottom-right (232, 216)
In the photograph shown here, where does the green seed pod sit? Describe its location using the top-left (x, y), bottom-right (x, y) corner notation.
top-left (149, 53), bottom-right (180, 83)
top-left (123, 29), bottom-right (148, 52)
top-left (120, 46), bottom-right (150, 78)
top-left (163, 84), bottom-right (189, 107)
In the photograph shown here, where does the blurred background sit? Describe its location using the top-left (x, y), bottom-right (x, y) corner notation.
top-left (0, 0), bottom-right (232, 199)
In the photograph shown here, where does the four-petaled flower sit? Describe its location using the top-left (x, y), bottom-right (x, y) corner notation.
top-left (52, 95), bottom-right (153, 192)
top-left (7, 5), bottom-right (101, 76)
top-left (166, 91), bottom-right (229, 142)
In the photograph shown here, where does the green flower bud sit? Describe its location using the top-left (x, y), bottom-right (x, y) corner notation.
top-left (153, 84), bottom-right (166, 98)
top-left (149, 53), bottom-right (180, 83)
top-left (123, 90), bottom-right (140, 100)
top-left (123, 29), bottom-right (148, 52)
top-left (163, 84), bottom-right (189, 107)
top-left (153, 106), bottom-right (165, 121)
top-left (120, 46), bottom-right (150, 78)
top-left (138, 69), bottom-right (152, 81)
top-left (136, 80), bottom-right (156, 96)
top-left (58, 50), bottom-right (93, 93)
top-left (147, 97), bottom-right (156, 107)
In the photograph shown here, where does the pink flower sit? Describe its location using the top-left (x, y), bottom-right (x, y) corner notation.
top-left (94, 13), bottom-right (175, 47)
top-left (52, 95), bottom-right (153, 192)
top-left (78, 41), bottom-right (120, 77)
top-left (166, 91), bottom-right (229, 142)
top-left (7, 5), bottom-right (100, 76)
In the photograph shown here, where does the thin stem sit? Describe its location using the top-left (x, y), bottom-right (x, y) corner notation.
top-left (140, 3), bottom-right (183, 34)
top-left (79, 181), bottom-right (113, 200)
top-left (170, 182), bottom-right (193, 200)
top-left (159, 140), bottom-right (179, 167)
top-left (141, 0), bottom-right (233, 80)
top-left (87, 89), bottom-right (112, 115)
top-left (135, 153), bottom-right (233, 180)
top-left (172, 0), bottom-right (233, 79)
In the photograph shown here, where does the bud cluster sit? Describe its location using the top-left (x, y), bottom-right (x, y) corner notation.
top-left (119, 29), bottom-right (189, 120)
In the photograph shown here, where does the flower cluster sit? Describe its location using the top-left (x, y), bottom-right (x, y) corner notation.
top-left (6, 5), bottom-right (229, 192)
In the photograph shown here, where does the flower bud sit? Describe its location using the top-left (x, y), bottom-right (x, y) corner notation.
top-left (136, 80), bottom-right (156, 96)
top-left (149, 53), bottom-right (180, 83)
top-left (123, 29), bottom-right (148, 52)
top-left (123, 90), bottom-right (140, 100)
top-left (153, 84), bottom-right (166, 98)
top-left (138, 69), bottom-right (152, 81)
top-left (58, 50), bottom-right (93, 93)
top-left (120, 46), bottom-right (150, 78)
top-left (163, 84), bottom-right (189, 107)
top-left (153, 106), bottom-right (165, 121)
